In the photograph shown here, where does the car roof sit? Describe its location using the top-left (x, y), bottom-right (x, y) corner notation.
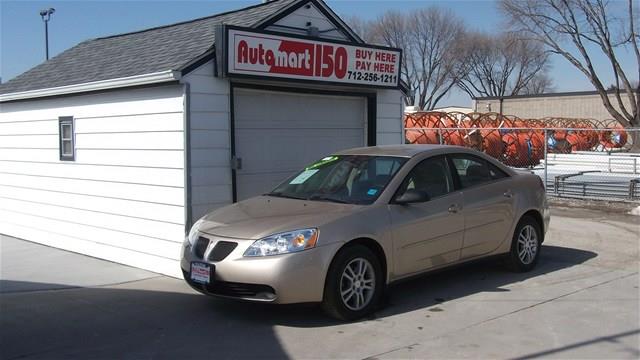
top-left (335, 144), bottom-right (518, 176)
top-left (335, 144), bottom-right (467, 157)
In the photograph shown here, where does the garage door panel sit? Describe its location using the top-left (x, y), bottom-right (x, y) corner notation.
top-left (236, 172), bottom-right (291, 200)
top-left (236, 128), bottom-right (364, 172)
top-left (235, 129), bottom-right (363, 199)
top-left (234, 88), bottom-right (366, 200)
top-left (234, 90), bottom-right (364, 129)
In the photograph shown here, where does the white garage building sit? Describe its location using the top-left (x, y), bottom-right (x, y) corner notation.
top-left (0, 0), bottom-right (405, 277)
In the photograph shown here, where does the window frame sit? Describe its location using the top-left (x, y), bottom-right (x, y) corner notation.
top-left (446, 153), bottom-right (510, 191)
top-left (58, 116), bottom-right (75, 161)
top-left (391, 155), bottom-right (456, 203)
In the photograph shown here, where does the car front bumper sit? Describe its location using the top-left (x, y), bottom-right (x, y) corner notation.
top-left (180, 233), bottom-right (341, 304)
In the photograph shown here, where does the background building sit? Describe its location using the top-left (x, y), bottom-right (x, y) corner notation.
top-left (473, 90), bottom-right (635, 120)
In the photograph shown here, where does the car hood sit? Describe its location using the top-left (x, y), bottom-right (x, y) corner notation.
top-left (198, 196), bottom-right (361, 240)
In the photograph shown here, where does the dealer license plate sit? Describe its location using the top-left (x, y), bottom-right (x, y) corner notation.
top-left (190, 262), bottom-right (211, 284)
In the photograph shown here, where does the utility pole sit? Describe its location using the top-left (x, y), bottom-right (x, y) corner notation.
top-left (39, 8), bottom-right (55, 60)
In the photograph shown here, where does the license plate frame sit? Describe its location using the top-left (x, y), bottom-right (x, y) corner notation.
top-left (190, 262), bottom-right (213, 284)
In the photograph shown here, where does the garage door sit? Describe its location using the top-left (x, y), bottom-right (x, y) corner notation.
top-left (233, 87), bottom-right (366, 200)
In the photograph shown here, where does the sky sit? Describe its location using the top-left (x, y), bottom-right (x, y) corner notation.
top-left (1, 0), bottom-right (637, 107)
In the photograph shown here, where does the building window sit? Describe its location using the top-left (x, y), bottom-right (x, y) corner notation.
top-left (59, 116), bottom-right (75, 161)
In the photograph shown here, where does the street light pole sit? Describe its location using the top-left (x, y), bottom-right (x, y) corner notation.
top-left (39, 8), bottom-right (55, 60)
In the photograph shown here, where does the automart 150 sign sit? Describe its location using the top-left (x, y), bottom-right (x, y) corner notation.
top-left (225, 27), bottom-right (402, 88)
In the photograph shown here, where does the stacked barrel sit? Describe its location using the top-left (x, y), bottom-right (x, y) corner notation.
top-left (404, 111), bottom-right (629, 167)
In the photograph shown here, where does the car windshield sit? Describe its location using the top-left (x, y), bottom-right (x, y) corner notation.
top-left (267, 155), bottom-right (407, 205)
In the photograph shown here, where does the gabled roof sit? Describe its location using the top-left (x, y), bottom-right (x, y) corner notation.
top-left (0, 0), bottom-right (300, 96)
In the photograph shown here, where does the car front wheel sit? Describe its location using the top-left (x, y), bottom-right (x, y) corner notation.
top-left (321, 244), bottom-right (383, 321)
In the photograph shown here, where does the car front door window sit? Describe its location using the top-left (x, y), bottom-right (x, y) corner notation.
top-left (451, 155), bottom-right (494, 188)
top-left (397, 156), bottom-right (454, 201)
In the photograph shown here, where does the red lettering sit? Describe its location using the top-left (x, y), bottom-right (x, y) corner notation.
top-left (374, 52), bottom-right (397, 63)
top-left (315, 44), bottom-right (322, 76)
top-left (249, 47), bottom-right (258, 64)
top-left (335, 47), bottom-right (347, 79)
top-left (237, 40), bottom-right (249, 63)
top-left (321, 45), bottom-right (334, 77)
top-left (258, 44), bottom-right (265, 65)
top-left (265, 50), bottom-right (274, 66)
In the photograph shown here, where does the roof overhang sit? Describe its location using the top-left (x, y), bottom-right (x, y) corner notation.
top-left (0, 70), bottom-right (181, 103)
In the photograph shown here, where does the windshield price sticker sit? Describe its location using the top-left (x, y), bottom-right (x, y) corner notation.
top-left (290, 169), bottom-right (319, 184)
top-left (227, 27), bottom-right (401, 88)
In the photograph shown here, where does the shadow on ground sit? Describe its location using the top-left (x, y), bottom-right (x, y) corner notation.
top-left (204, 244), bottom-right (598, 326)
top-left (0, 245), bottom-right (597, 359)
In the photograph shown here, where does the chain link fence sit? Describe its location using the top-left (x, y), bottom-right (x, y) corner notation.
top-left (404, 125), bottom-right (640, 202)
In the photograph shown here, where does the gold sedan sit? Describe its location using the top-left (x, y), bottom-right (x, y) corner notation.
top-left (181, 145), bottom-right (550, 320)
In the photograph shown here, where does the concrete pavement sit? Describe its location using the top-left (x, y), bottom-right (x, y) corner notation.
top-left (0, 236), bottom-right (157, 293)
top-left (1, 206), bottom-right (638, 359)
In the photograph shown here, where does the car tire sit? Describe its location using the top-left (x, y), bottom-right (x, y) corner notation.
top-left (321, 244), bottom-right (384, 321)
top-left (506, 215), bottom-right (542, 272)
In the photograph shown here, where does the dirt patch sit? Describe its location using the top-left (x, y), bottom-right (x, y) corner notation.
top-left (549, 197), bottom-right (639, 216)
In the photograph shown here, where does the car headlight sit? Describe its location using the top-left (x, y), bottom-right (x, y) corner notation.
top-left (187, 219), bottom-right (204, 246)
top-left (244, 228), bottom-right (319, 257)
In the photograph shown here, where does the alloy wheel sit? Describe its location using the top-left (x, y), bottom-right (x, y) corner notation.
top-left (517, 224), bottom-right (538, 265)
top-left (339, 257), bottom-right (375, 311)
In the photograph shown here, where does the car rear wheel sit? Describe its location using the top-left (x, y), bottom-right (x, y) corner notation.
top-left (506, 216), bottom-right (542, 272)
top-left (321, 244), bottom-right (383, 321)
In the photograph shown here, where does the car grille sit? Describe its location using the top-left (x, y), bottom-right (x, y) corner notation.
top-left (182, 269), bottom-right (276, 300)
top-left (193, 236), bottom-right (209, 258)
top-left (206, 281), bottom-right (275, 298)
top-left (208, 241), bottom-right (238, 262)
top-left (193, 237), bottom-right (238, 262)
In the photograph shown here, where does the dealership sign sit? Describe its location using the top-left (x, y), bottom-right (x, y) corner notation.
top-left (221, 26), bottom-right (402, 88)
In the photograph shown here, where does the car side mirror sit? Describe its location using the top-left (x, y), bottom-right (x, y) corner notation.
top-left (394, 189), bottom-right (430, 204)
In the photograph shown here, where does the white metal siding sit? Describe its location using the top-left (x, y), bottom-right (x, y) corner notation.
top-left (376, 89), bottom-right (404, 145)
top-left (0, 85), bottom-right (185, 277)
top-left (181, 62), bottom-right (234, 222)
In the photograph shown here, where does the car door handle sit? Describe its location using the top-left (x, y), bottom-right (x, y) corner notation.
top-left (503, 190), bottom-right (513, 198)
top-left (448, 204), bottom-right (460, 213)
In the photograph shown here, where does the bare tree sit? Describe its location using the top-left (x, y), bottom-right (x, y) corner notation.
top-left (343, 15), bottom-right (377, 44)
top-left (500, 0), bottom-right (639, 132)
top-left (456, 32), bottom-right (552, 98)
top-left (363, 11), bottom-right (414, 105)
top-left (522, 73), bottom-right (555, 94)
top-left (349, 8), bottom-right (466, 110)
